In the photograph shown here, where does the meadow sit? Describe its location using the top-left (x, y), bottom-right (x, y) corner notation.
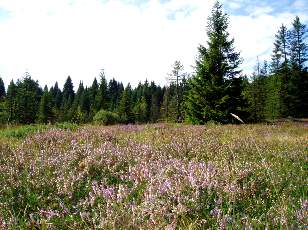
top-left (0, 122), bottom-right (307, 229)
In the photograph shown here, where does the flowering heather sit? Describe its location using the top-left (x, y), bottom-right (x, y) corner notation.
top-left (0, 122), bottom-right (307, 229)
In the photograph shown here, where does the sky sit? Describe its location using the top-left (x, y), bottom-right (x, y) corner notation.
top-left (0, 0), bottom-right (307, 89)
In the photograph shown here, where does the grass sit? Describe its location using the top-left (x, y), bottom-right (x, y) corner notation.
top-left (0, 122), bottom-right (307, 229)
top-left (0, 122), bottom-right (79, 139)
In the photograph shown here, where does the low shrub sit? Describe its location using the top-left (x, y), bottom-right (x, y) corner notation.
top-left (93, 110), bottom-right (120, 125)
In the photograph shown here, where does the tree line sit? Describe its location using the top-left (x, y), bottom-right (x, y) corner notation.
top-left (245, 16), bottom-right (308, 121)
top-left (0, 1), bottom-right (307, 125)
top-left (0, 69), bottom-right (188, 124)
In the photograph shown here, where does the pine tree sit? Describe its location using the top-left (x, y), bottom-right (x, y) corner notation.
top-left (277, 25), bottom-right (291, 117)
top-left (290, 16), bottom-right (308, 69)
top-left (267, 24), bottom-right (293, 119)
top-left (15, 74), bottom-right (42, 124)
top-left (61, 76), bottom-right (75, 121)
top-left (71, 81), bottom-right (85, 123)
top-left (0, 77), bottom-right (5, 99)
top-left (108, 78), bottom-right (122, 111)
top-left (246, 60), bottom-right (268, 122)
top-left (160, 84), bottom-right (178, 122)
top-left (142, 79), bottom-right (152, 121)
top-left (0, 78), bottom-right (7, 123)
top-left (276, 24), bottom-right (289, 64)
top-left (80, 87), bottom-right (91, 121)
top-left (6, 80), bottom-right (16, 122)
top-left (62, 76), bottom-right (75, 103)
top-left (38, 86), bottom-right (54, 124)
top-left (94, 71), bottom-right (108, 112)
top-left (289, 16), bottom-right (308, 117)
top-left (265, 74), bottom-right (281, 120)
top-left (89, 77), bottom-right (99, 116)
top-left (51, 82), bottom-right (62, 109)
top-left (118, 84), bottom-right (134, 123)
top-left (133, 96), bottom-right (148, 123)
top-left (167, 61), bottom-right (186, 122)
top-left (185, 1), bottom-right (243, 124)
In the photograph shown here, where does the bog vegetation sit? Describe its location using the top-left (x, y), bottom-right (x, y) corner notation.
top-left (0, 122), bottom-right (307, 229)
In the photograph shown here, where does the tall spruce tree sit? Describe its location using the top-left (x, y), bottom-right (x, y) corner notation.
top-left (290, 16), bottom-right (308, 69)
top-left (118, 83), bottom-right (134, 123)
top-left (275, 24), bottom-right (289, 64)
top-left (15, 74), bottom-right (42, 124)
top-left (0, 78), bottom-right (5, 99)
top-left (247, 60), bottom-right (268, 122)
top-left (90, 77), bottom-right (99, 116)
top-left (0, 77), bottom-right (7, 123)
top-left (6, 80), bottom-right (16, 122)
top-left (80, 87), bottom-right (91, 121)
top-left (275, 25), bottom-right (291, 117)
top-left (167, 61), bottom-right (186, 122)
top-left (185, 1), bottom-right (243, 124)
top-left (108, 78), bottom-right (124, 112)
top-left (62, 76), bottom-right (74, 103)
top-left (94, 71), bottom-right (108, 112)
top-left (38, 86), bottom-right (54, 124)
top-left (61, 76), bottom-right (75, 121)
top-left (133, 96), bottom-right (148, 123)
top-left (52, 82), bottom-right (62, 110)
top-left (71, 81), bottom-right (85, 123)
top-left (289, 16), bottom-right (308, 117)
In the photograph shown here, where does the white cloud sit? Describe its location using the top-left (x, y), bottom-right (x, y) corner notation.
top-left (0, 0), bottom-right (209, 87)
top-left (0, 0), bottom-right (307, 89)
top-left (292, 0), bottom-right (308, 10)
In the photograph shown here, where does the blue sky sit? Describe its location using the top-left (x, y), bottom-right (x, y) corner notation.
top-left (0, 0), bottom-right (307, 88)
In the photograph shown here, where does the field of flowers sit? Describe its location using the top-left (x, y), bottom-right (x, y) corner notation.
top-left (0, 122), bottom-right (307, 229)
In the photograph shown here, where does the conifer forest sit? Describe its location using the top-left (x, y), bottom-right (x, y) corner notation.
top-left (0, 1), bottom-right (307, 229)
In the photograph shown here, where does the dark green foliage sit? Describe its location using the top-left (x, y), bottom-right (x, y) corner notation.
top-left (14, 74), bottom-right (42, 124)
top-left (289, 17), bottom-right (308, 117)
top-left (0, 77), bottom-right (5, 99)
top-left (264, 74), bottom-right (282, 120)
top-left (62, 76), bottom-right (75, 102)
top-left (247, 16), bottom-right (308, 121)
top-left (61, 76), bottom-right (75, 121)
top-left (167, 61), bottom-right (187, 122)
top-left (80, 87), bottom-right (91, 120)
top-left (185, 1), bottom-right (244, 124)
top-left (270, 16), bottom-right (307, 119)
top-left (0, 101), bottom-right (7, 124)
top-left (50, 82), bottom-right (63, 110)
top-left (108, 78), bottom-right (124, 112)
top-left (161, 84), bottom-right (178, 122)
top-left (93, 109), bottom-right (120, 125)
top-left (149, 81), bottom-right (163, 122)
top-left (71, 81), bottom-right (86, 123)
top-left (118, 84), bottom-right (134, 123)
top-left (0, 78), bottom-right (7, 123)
top-left (89, 77), bottom-right (99, 117)
top-left (246, 62), bottom-right (268, 122)
top-left (94, 71), bottom-right (108, 112)
top-left (133, 96), bottom-right (148, 123)
top-left (38, 87), bottom-right (54, 124)
top-left (290, 16), bottom-right (308, 69)
top-left (6, 80), bottom-right (16, 123)
top-left (275, 24), bottom-right (289, 64)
